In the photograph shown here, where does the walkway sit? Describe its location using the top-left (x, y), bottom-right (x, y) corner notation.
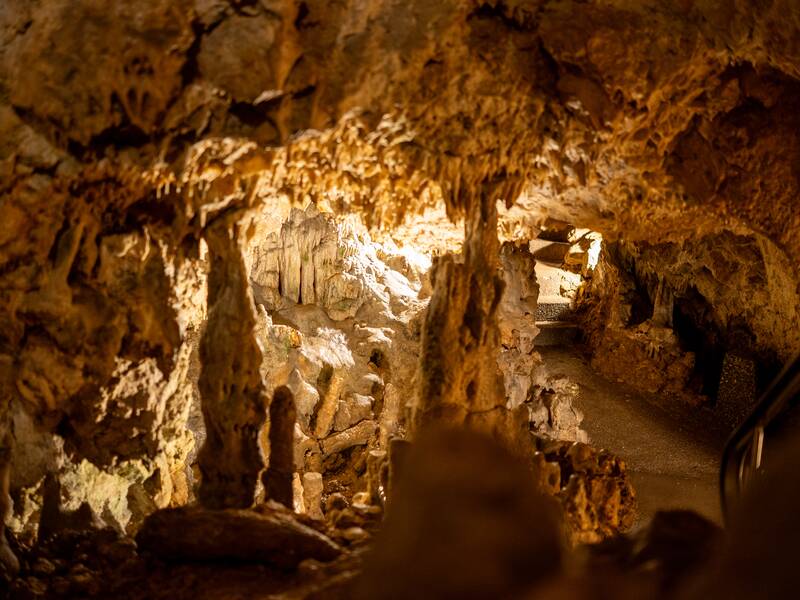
top-left (539, 346), bottom-right (729, 525)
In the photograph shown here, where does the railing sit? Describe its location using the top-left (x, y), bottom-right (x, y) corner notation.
top-left (720, 352), bottom-right (800, 521)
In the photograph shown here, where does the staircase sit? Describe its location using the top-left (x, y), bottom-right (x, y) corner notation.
top-left (531, 241), bottom-right (583, 347)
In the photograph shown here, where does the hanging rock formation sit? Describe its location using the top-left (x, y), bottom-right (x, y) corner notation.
top-left (2, 0), bottom-right (800, 583)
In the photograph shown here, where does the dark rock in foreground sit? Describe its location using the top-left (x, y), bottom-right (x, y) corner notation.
top-left (136, 505), bottom-right (341, 569)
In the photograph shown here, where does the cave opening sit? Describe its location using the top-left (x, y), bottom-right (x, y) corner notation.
top-left (672, 289), bottom-right (725, 399)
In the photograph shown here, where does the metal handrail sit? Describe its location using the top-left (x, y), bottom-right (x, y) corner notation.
top-left (720, 351), bottom-right (800, 522)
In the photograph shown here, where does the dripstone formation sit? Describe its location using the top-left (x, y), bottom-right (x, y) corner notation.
top-left (1, 1), bottom-right (800, 597)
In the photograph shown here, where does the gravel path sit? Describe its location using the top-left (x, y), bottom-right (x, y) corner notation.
top-left (539, 346), bottom-right (729, 525)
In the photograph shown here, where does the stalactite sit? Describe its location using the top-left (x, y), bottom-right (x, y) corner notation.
top-left (197, 218), bottom-right (268, 509)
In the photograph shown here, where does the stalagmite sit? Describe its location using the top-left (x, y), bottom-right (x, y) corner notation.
top-left (314, 370), bottom-right (346, 439)
top-left (264, 386), bottom-right (296, 509)
top-left (197, 219), bottom-right (268, 509)
top-left (414, 191), bottom-right (525, 448)
top-left (0, 431), bottom-right (18, 575)
top-left (378, 383), bottom-right (402, 448)
top-left (302, 472), bottom-right (324, 520)
top-left (366, 450), bottom-right (388, 505)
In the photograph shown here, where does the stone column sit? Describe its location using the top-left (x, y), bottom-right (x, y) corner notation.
top-left (414, 190), bottom-right (527, 447)
top-left (197, 220), bottom-right (268, 509)
top-left (263, 386), bottom-right (296, 508)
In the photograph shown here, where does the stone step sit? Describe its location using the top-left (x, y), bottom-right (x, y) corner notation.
top-left (535, 321), bottom-right (579, 347)
top-left (529, 239), bottom-right (572, 264)
top-left (536, 296), bottom-right (574, 321)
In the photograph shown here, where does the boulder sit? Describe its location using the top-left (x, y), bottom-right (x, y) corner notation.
top-left (333, 394), bottom-right (373, 432)
top-left (136, 505), bottom-right (341, 569)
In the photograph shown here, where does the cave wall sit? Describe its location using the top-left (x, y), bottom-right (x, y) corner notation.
top-left (4, 1), bottom-right (800, 240)
top-left (2, 0), bottom-right (800, 566)
top-left (248, 205), bottom-right (427, 499)
top-left (579, 232), bottom-right (800, 423)
top-left (1, 166), bottom-right (207, 537)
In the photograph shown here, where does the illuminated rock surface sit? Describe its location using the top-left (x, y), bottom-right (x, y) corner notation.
top-left (1, 0), bottom-right (800, 596)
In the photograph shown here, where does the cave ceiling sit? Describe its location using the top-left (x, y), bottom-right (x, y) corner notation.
top-left (2, 0), bottom-right (800, 586)
top-left (1, 0), bottom-right (799, 255)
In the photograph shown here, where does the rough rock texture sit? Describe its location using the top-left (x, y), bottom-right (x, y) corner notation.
top-left (136, 505), bottom-right (341, 569)
top-left (2, 0), bottom-right (800, 577)
top-left (413, 194), bottom-right (527, 449)
top-left (197, 219), bottom-right (268, 509)
top-left (248, 206), bottom-right (427, 501)
top-left (497, 242), bottom-right (541, 409)
top-left (533, 438), bottom-right (637, 544)
top-left (2, 164), bottom-right (206, 540)
top-left (264, 386), bottom-right (296, 508)
top-left (528, 372), bottom-right (588, 443)
top-left (579, 235), bottom-right (798, 421)
top-left (358, 429), bottom-right (563, 600)
top-left (250, 205), bottom-right (370, 321)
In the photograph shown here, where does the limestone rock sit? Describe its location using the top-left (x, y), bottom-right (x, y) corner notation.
top-left (288, 368), bottom-right (321, 432)
top-left (136, 505), bottom-right (341, 568)
top-left (534, 439), bottom-right (637, 545)
top-left (497, 242), bottom-right (541, 410)
top-left (197, 14), bottom-right (281, 103)
top-left (321, 421), bottom-right (378, 457)
top-left (197, 220), bottom-right (268, 510)
top-left (333, 394), bottom-right (373, 432)
top-left (250, 205), bottom-right (366, 321)
top-left (378, 383), bottom-right (403, 448)
top-left (264, 386), bottom-right (296, 509)
top-left (293, 424), bottom-right (321, 471)
top-left (314, 370), bottom-right (346, 440)
top-left (3, 0), bottom-right (800, 578)
top-left (413, 196), bottom-right (521, 448)
top-left (303, 472), bottom-right (324, 520)
top-left (591, 322), bottom-right (701, 404)
top-left (2, 0), bottom-right (194, 144)
top-left (358, 429), bottom-right (562, 599)
top-left (579, 235), bottom-right (799, 408)
top-left (248, 208), bottom-right (425, 499)
top-left (527, 372), bottom-right (588, 444)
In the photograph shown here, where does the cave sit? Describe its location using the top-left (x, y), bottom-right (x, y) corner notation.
top-left (2, 2), bottom-right (800, 598)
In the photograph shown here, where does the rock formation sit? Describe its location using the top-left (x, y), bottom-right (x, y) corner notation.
top-left (533, 439), bottom-right (637, 544)
top-left (1, 0), bottom-right (800, 595)
top-left (577, 232), bottom-right (798, 424)
top-left (263, 386), bottom-right (296, 508)
top-left (413, 193), bottom-right (516, 438)
top-left (198, 217), bottom-right (268, 509)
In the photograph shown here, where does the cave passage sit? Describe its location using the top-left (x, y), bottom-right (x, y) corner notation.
top-left (3, 1), bottom-right (800, 598)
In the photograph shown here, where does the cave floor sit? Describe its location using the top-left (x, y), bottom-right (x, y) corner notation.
top-left (538, 346), bottom-right (729, 526)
